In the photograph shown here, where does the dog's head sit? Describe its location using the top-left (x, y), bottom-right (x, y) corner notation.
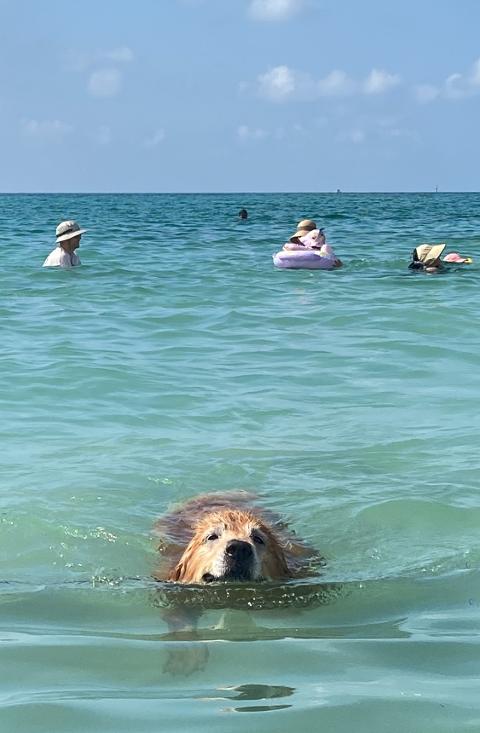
top-left (168, 508), bottom-right (291, 584)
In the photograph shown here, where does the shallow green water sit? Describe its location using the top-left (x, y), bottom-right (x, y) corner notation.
top-left (1, 193), bottom-right (480, 731)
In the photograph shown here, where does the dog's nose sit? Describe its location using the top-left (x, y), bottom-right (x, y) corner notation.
top-left (225, 540), bottom-right (253, 560)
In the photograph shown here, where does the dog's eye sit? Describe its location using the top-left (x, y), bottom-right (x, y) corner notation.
top-left (252, 534), bottom-right (265, 545)
top-left (206, 533), bottom-right (219, 541)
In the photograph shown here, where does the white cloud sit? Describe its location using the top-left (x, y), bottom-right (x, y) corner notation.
top-left (256, 65), bottom-right (401, 101)
top-left (88, 68), bottom-right (122, 98)
top-left (20, 118), bottom-right (73, 139)
top-left (237, 125), bottom-right (268, 141)
top-left (144, 128), bottom-right (166, 147)
top-left (444, 58), bottom-right (480, 99)
top-left (414, 57), bottom-right (480, 103)
top-left (248, 0), bottom-right (303, 21)
top-left (318, 70), bottom-right (354, 96)
top-left (105, 46), bottom-right (134, 64)
top-left (258, 65), bottom-right (296, 101)
top-left (363, 69), bottom-right (401, 94)
top-left (444, 72), bottom-right (467, 99)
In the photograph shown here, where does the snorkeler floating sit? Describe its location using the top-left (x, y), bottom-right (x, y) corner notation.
top-left (408, 243), bottom-right (473, 273)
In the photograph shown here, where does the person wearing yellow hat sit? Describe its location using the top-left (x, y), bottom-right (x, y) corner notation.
top-left (282, 227), bottom-right (312, 250)
top-left (43, 220), bottom-right (87, 268)
top-left (282, 217), bottom-right (341, 260)
top-left (281, 218), bottom-right (318, 251)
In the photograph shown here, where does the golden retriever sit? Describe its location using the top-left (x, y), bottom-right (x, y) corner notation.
top-left (154, 491), bottom-right (317, 584)
top-left (154, 492), bottom-right (324, 675)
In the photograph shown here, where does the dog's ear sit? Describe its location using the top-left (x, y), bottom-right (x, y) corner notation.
top-left (168, 541), bottom-right (197, 582)
top-left (261, 529), bottom-right (291, 579)
top-left (168, 562), bottom-right (185, 582)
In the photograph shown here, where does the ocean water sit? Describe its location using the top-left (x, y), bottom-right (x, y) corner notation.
top-left (1, 192), bottom-right (480, 732)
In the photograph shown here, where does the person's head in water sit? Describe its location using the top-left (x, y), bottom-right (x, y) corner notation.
top-left (56, 220), bottom-right (86, 255)
top-left (238, 208), bottom-right (248, 220)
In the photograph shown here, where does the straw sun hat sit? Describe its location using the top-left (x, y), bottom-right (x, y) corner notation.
top-left (297, 219), bottom-right (317, 231)
top-left (290, 218), bottom-right (318, 240)
top-left (56, 220), bottom-right (87, 243)
top-left (290, 228), bottom-right (312, 240)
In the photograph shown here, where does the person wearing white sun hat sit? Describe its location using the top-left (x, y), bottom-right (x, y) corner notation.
top-left (42, 220), bottom-right (87, 268)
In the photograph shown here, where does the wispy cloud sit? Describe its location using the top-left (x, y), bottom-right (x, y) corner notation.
top-left (414, 57), bottom-right (480, 103)
top-left (317, 70), bottom-right (354, 96)
top-left (144, 128), bottom-right (166, 147)
top-left (20, 118), bottom-right (73, 139)
top-left (258, 65), bottom-right (297, 101)
top-left (88, 68), bottom-right (122, 98)
top-left (443, 57), bottom-right (480, 99)
top-left (336, 117), bottom-right (419, 146)
top-left (248, 0), bottom-right (303, 21)
top-left (363, 69), bottom-right (401, 94)
top-left (257, 65), bottom-right (401, 101)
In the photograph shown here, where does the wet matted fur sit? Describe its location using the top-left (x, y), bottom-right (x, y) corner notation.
top-left (153, 491), bottom-right (318, 584)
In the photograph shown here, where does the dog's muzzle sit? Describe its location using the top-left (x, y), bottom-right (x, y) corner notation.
top-left (223, 539), bottom-right (255, 580)
top-left (201, 540), bottom-right (256, 583)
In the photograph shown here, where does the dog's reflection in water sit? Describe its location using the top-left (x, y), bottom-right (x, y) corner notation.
top-left (153, 491), bottom-right (326, 675)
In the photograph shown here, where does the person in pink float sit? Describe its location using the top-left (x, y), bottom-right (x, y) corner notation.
top-left (43, 220), bottom-right (87, 268)
top-left (283, 219), bottom-right (342, 267)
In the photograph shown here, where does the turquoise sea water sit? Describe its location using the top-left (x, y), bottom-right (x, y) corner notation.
top-left (1, 192), bottom-right (480, 732)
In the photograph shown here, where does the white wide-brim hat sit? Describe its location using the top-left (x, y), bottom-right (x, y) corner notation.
top-left (56, 220), bottom-right (87, 243)
top-left (415, 243), bottom-right (446, 265)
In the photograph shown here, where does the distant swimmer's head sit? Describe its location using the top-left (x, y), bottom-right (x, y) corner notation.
top-left (238, 208), bottom-right (248, 220)
top-left (297, 219), bottom-right (316, 232)
top-left (56, 220), bottom-right (87, 250)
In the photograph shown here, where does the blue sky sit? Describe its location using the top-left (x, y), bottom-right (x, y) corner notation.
top-left (1, 0), bottom-right (480, 192)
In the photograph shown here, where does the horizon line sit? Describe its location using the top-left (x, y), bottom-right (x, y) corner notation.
top-left (1, 190), bottom-right (479, 195)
